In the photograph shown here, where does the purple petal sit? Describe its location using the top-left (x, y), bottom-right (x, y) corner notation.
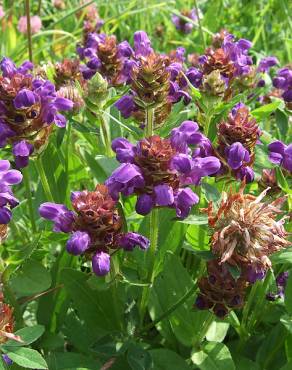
top-left (14, 89), bottom-right (37, 109)
top-left (0, 207), bottom-right (11, 224)
top-left (154, 184), bottom-right (174, 206)
top-left (66, 231), bottom-right (91, 255)
top-left (118, 232), bottom-right (150, 251)
top-left (174, 188), bottom-right (199, 218)
top-left (111, 138), bottom-right (136, 163)
top-left (92, 251), bottom-right (111, 276)
top-left (136, 193), bottom-right (153, 215)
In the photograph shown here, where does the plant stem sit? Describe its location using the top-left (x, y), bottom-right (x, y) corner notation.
top-left (25, 0), bottom-right (33, 62)
top-left (65, 122), bottom-right (71, 178)
top-left (100, 114), bottom-right (112, 157)
top-left (34, 158), bottom-right (54, 202)
top-left (23, 167), bottom-right (37, 233)
top-left (139, 208), bottom-right (159, 326)
top-left (194, 0), bottom-right (206, 49)
top-left (192, 312), bottom-right (214, 348)
top-left (139, 283), bottom-right (198, 335)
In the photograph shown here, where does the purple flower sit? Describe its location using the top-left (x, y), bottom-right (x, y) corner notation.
top-left (14, 89), bottom-right (37, 109)
top-left (39, 202), bottom-right (75, 233)
top-left (66, 231), bottom-right (91, 255)
top-left (185, 67), bottom-right (203, 88)
top-left (268, 141), bottom-right (292, 172)
top-left (225, 142), bottom-right (250, 170)
top-left (0, 159), bottom-right (22, 225)
top-left (267, 271), bottom-right (289, 301)
top-left (105, 163), bottom-right (145, 200)
top-left (257, 56), bottom-right (278, 73)
top-left (154, 184), bottom-right (174, 206)
top-left (170, 120), bottom-right (204, 153)
top-left (118, 41), bottom-right (133, 58)
top-left (111, 138), bottom-right (136, 163)
top-left (236, 166), bottom-right (254, 183)
top-left (174, 188), bottom-right (199, 218)
top-left (247, 265), bottom-right (266, 283)
top-left (92, 251), bottom-right (111, 276)
top-left (115, 95), bottom-right (136, 118)
top-left (12, 140), bottom-right (34, 168)
top-left (133, 31), bottom-right (153, 57)
top-left (2, 354), bottom-right (13, 366)
top-left (118, 232), bottom-right (150, 251)
top-left (172, 9), bottom-right (197, 34)
top-left (136, 194), bottom-right (154, 215)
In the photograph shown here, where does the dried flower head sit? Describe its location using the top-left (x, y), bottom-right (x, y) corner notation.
top-left (204, 186), bottom-right (290, 273)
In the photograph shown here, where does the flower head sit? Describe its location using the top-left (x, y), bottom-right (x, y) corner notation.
top-left (273, 67), bottom-right (292, 108)
top-left (17, 15), bottom-right (42, 35)
top-left (172, 9), bottom-right (198, 34)
top-left (39, 184), bottom-right (149, 276)
top-left (0, 57), bottom-right (73, 166)
top-left (106, 121), bottom-right (220, 218)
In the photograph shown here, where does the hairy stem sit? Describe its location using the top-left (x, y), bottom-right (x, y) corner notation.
top-left (139, 207), bottom-right (159, 326)
top-left (35, 158), bottom-right (54, 202)
top-left (25, 0), bottom-right (33, 62)
top-left (23, 167), bottom-right (36, 233)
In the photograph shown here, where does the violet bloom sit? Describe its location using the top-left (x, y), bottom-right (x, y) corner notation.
top-left (106, 121), bottom-right (220, 218)
top-left (273, 67), bottom-right (292, 104)
top-left (225, 142), bottom-right (250, 170)
top-left (0, 159), bottom-right (22, 225)
top-left (39, 185), bottom-right (149, 277)
top-left (172, 9), bottom-right (197, 34)
top-left (268, 141), bottom-right (292, 173)
top-left (2, 354), bottom-right (12, 366)
top-left (267, 271), bottom-right (289, 301)
top-left (0, 57), bottom-right (73, 167)
top-left (257, 56), bottom-right (278, 73)
top-left (18, 15), bottom-right (42, 35)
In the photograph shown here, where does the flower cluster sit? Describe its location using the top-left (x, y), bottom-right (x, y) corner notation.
top-left (273, 67), bottom-right (292, 108)
top-left (0, 57), bottom-right (73, 167)
top-left (0, 159), bottom-right (22, 231)
top-left (77, 33), bottom-right (132, 85)
top-left (115, 31), bottom-right (190, 127)
top-left (268, 140), bottom-right (292, 173)
top-left (39, 184), bottom-right (149, 276)
top-left (172, 9), bottom-right (198, 34)
top-left (76, 1), bottom-right (104, 43)
top-left (105, 121), bottom-right (220, 218)
top-left (196, 186), bottom-right (290, 317)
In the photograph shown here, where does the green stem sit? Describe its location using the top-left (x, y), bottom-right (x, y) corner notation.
top-left (139, 283), bottom-right (198, 335)
top-left (25, 0), bottom-right (33, 62)
top-left (139, 207), bottom-right (159, 326)
top-left (65, 123), bottom-right (71, 177)
top-left (100, 114), bottom-right (112, 157)
top-left (192, 312), bottom-right (214, 348)
top-left (194, 0), bottom-right (206, 49)
top-left (34, 158), bottom-right (54, 202)
top-left (22, 167), bottom-right (36, 233)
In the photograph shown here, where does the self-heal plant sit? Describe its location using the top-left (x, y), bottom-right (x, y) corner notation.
top-left (0, 58), bottom-right (73, 167)
top-left (106, 120), bottom-right (220, 218)
top-left (39, 184), bottom-right (149, 276)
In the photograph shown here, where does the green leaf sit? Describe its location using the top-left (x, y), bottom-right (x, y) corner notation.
top-left (191, 342), bottom-right (235, 370)
top-left (4, 348), bottom-right (47, 369)
top-left (206, 321), bottom-right (230, 342)
top-left (150, 349), bottom-right (191, 370)
top-left (251, 100), bottom-right (282, 121)
top-left (127, 344), bottom-right (153, 370)
top-left (9, 259), bottom-right (51, 297)
top-left (271, 247), bottom-right (292, 265)
top-left (275, 109), bottom-right (289, 139)
top-left (149, 253), bottom-right (210, 346)
top-left (179, 214), bottom-right (208, 225)
top-left (1, 325), bottom-right (45, 348)
top-left (202, 182), bottom-right (221, 203)
top-left (46, 352), bottom-right (102, 370)
top-left (233, 356), bottom-right (260, 370)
